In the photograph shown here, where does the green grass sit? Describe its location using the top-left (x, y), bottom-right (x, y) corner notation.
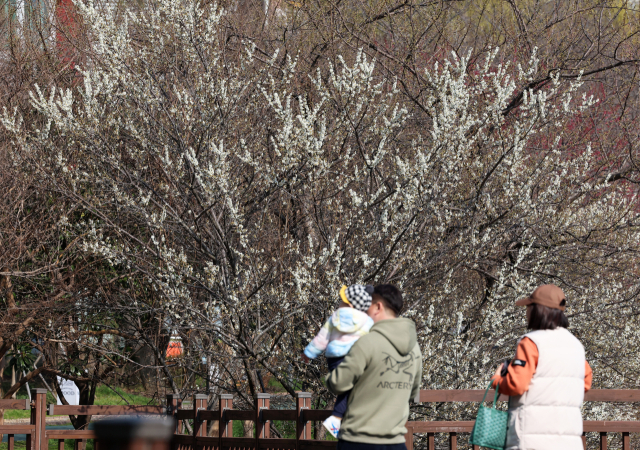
top-left (3, 410), bottom-right (31, 420)
top-left (3, 386), bottom-right (155, 421)
top-left (92, 385), bottom-right (156, 406)
top-left (267, 378), bottom-right (287, 393)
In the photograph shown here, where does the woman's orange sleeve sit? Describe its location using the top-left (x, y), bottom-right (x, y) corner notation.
top-left (584, 361), bottom-right (592, 392)
top-left (492, 337), bottom-right (538, 396)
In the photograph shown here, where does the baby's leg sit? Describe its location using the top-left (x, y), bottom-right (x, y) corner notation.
top-left (326, 357), bottom-right (349, 418)
top-left (326, 356), bottom-right (345, 372)
top-left (332, 390), bottom-right (351, 418)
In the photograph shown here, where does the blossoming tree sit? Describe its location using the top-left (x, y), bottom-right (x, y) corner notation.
top-left (2, 0), bottom-right (640, 436)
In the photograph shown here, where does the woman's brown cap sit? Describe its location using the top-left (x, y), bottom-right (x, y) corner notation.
top-left (515, 284), bottom-right (566, 311)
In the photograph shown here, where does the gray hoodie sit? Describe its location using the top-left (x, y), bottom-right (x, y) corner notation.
top-left (326, 318), bottom-right (423, 444)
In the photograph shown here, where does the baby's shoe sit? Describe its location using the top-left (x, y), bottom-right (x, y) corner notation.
top-left (323, 415), bottom-right (341, 438)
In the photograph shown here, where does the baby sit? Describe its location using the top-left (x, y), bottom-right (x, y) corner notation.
top-left (302, 284), bottom-right (374, 438)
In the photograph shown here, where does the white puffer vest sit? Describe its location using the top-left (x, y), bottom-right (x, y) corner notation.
top-left (505, 327), bottom-right (585, 450)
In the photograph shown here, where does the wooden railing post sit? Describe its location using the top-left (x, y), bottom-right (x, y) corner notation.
top-left (427, 433), bottom-right (434, 450)
top-left (599, 432), bottom-right (607, 450)
top-left (255, 392), bottom-right (270, 450)
top-left (31, 388), bottom-right (47, 450)
top-left (404, 425), bottom-right (414, 450)
top-left (623, 431), bottom-right (630, 450)
top-left (193, 394), bottom-right (208, 438)
top-left (448, 432), bottom-right (457, 450)
top-left (219, 394), bottom-right (233, 450)
top-left (296, 392), bottom-right (312, 450)
top-left (166, 394), bottom-right (182, 434)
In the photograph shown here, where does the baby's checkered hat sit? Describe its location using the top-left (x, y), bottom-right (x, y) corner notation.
top-left (340, 284), bottom-right (375, 312)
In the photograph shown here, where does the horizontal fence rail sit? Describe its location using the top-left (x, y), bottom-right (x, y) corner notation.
top-left (418, 388), bottom-right (640, 403)
top-left (0, 399), bottom-right (29, 409)
top-left (0, 389), bottom-right (637, 449)
top-left (48, 404), bottom-right (166, 416)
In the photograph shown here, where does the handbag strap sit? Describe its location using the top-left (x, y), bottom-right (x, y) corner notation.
top-left (480, 381), bottom-right (501, 409)
top-left (492, 382), bottom-right (500, 408)
top-left (481, 381), bottom-right (493, 403)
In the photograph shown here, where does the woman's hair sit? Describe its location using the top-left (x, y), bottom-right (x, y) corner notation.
top-left (527, 303), bottom-right (569, 330)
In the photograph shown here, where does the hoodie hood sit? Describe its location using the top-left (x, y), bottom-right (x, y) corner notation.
top-left (370, 318), bottom-right (417, 356)
top-left (330, 308), bottom-right (373, 334)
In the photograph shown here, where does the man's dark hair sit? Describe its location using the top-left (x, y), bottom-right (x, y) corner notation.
top-left (372, 284), bottom-right (403, 316)
top-left (527, 303), bottom-right (569, 330)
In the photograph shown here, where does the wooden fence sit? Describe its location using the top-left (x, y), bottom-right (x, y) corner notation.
top-left (408, 389), bottom-right (640, 450)
top-left (0, 398), bottom-right (33, 448)
top-left (0, 388), bottom-right (639, 450)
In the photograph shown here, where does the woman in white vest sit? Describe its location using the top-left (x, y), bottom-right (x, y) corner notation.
top-left (491, 284), bottom-right (593, 450)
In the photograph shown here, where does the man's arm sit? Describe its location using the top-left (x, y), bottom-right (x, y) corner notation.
top-left (410, 345), bottom-right (423, 402)
top-left (325, 342), bottom-right (368, 395)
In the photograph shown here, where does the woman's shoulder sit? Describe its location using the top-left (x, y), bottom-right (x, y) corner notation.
top-left (524, 327), bottom-right (583, 348)
top-left (524, 327), bottom-right (568, 337)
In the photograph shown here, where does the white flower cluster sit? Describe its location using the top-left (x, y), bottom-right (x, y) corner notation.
top-left (2, 0), bottom-right (639, 423)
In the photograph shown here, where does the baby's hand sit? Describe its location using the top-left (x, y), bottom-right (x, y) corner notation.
top-left (301, 353), bottom-right (310, 364)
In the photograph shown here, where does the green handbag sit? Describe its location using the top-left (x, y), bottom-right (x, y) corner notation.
top-left (469, 381), bottom-right (508, 450)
